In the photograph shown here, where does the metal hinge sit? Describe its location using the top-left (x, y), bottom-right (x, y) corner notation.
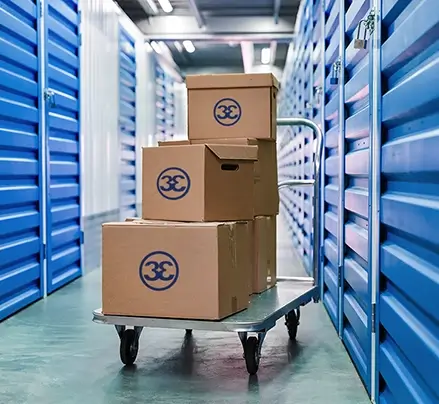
top-left (39, 2), bottom-right (43, 17)
top-left (42, 244), bottom-right (47, 260)
top-left (338, 265), bottom-right (342, 286)
top-left (79, 33), bottom-right (82, 47)
top-left (371, 303), bottom-right (376, 333)
top-left (320, 246), bottom-right (324, 262)
top-left (80, 230), bottom-right (84, 245)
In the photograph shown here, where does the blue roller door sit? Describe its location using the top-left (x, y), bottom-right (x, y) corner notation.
top-left (45, 0), bottom-right (82, 293)
top-left (377, 0), bottom-right (439, 402)
top-left (119, 27), bottom-right (137, 220)
top-left (322, 0), bottom-right (340, 329)
top-left (0, 0), bottom-right (44, 320)
top-left (341, 0), bottom-right (372, 391)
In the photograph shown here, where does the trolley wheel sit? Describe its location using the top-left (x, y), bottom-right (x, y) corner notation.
top-left (244, 336), bottom-right (260, 375)
top-left (285, 309), bottom-right (300, 341)
top-left (185, 329), bottom-right (193, 336)
top-left (120, 329), bottom-right (139, 366)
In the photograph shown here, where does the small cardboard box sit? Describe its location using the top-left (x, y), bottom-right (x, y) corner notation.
top-left (102, 220), bottom-right (251, 320)
top-left (252, 215), bottom-right (277, 294)
top-left (194, 139), bottom-right (279, 216)
top-left (186, 73), bottom-right (279, 141)
top-left (142, 143), bottom-right (257, 222)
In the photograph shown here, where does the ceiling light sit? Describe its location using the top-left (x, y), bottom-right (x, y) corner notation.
top-left (174, 41), bottom-right (183, 52)
top-left (261, 47), bottom-right (271, 65)
top-left (151, 41), bottom-right (162, 53)
top-left (138, 0), bottom-right (158, 14)
top-left (157, 0), bottom-right (173, 13)
top-left (145, 42), bottom-right (153, 52)
top-left (183, 40), bottom-right (195, 53)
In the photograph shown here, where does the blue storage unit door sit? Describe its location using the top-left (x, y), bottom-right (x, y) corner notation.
top-left (0, 0), bottom-right (44, 320)
top-left (45, 0), bottom-right (82, 293)
top-left (341, 0), bottom-right (372, 391)
top-left (322, 0), bottom-right (340, 329)
top-left (378, 0), bottom-right (439, 402)
top-left (119, 27), bottom-right (137, 220)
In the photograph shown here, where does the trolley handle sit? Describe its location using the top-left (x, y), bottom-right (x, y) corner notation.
top-left (276, 118), bottom-right (324, 291)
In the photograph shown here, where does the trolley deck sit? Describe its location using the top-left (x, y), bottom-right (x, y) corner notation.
top-left (92, 117), bottom-right (324, 375)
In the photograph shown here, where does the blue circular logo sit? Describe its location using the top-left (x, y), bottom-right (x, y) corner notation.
top-left (156, 167), bottom-right (191, 200)
top-left (139, 251), bottom-right (179, 291)
top-left (213, 98), bottom-right (242, 126)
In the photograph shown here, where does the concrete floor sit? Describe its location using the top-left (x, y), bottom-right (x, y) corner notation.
top-left (0, 219), bottom-right (370, 404)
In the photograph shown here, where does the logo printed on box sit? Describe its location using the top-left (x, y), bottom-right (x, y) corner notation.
top-left (139, 251), bottom-right (179, 291)
top-left (156, 167), bottom-right (191, 200)
top-left (213, 98), bottom-right (241, 126)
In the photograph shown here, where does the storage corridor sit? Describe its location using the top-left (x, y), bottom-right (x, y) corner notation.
top-left (0, 218), bottom-right (368, 404)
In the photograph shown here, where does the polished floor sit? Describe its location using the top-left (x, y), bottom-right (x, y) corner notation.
top-left (0, 218), bottom-right (370, 404)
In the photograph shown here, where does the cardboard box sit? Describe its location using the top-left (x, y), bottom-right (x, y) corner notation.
top-left (186, 73), bottom-right (279, 141)
top-left (158, 139), bottom-right (279, 216)
top-left (102, 220), bottom-right (252, 320)
top-left (252, 215), bottom-right (277, 294)
top-left (142, 143), bottom-right (257, 222)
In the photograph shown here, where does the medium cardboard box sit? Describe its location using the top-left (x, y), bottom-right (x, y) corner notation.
top-left (158, 139), bottom-right (279, 216)
top-left (252, 215), bottom-right (277, 294)
top-left (186, 73), bottom-right (279, 141)
top-left (102, 220), bottom-right (252, 320)
top-left (142, 143), bottom-right (257, 222)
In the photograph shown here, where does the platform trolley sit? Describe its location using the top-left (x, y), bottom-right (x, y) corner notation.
top-left (93, 117), bottom-right (324, 375)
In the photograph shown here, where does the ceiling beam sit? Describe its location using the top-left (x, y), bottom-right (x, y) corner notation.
top-left (273, 0), bottom-right (282, 24)
top-left (240, 41), bottom-right (254, 73)
top-left (187, 0), bottom-right (205, 28)
top-left (270, 41), bottom-right (277, 65)
top-left (147, 33), bottom-right (293, 43)
top-left (138, 15), bottom-right (294, 36)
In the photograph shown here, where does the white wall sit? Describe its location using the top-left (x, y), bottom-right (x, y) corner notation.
top-left (80, 0), bottom-right (156, 217)
top-left (80, 0), bottom-right (119, 217)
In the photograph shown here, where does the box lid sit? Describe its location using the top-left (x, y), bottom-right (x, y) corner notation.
top-left (186, 73), bottom-right (280, 90)
top-left (103, 221), bottom-right (246, 229)
top-left (206, 144), bottom-right (258, 161)
top-left (158, 140), bottom-right (190, 146)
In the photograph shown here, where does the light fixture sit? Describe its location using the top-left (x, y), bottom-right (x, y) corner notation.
top-left (151, 41), bottom-right (162, 53)
top-left (145, 42), bottom-right (153, 52)
top-left (174, 41), bottom-right (183, 52)
top-left (261, 47), bottom-right (271, 64)
top-left (157, 0), bottom-right (173, 13)
top-left (138, 0), bottom-right (158, 14)
top-left (183, 40), bottom-right (195, 53)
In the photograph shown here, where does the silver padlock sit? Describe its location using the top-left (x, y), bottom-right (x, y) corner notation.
top-left (354, 20), bottom-right (367, 49)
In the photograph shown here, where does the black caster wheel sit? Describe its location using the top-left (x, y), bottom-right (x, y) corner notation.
top-left (285, 309), bottom-right (300, 341)
top-left (185, 329), bottom-right (193, 336)
top-left (120, 329), bottom-right (139, 366)
top-left (244, 336), bottom-right (260, 375)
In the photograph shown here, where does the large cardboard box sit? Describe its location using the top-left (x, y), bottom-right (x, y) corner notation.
top-left (102, 220), bottom-right (252, 320)
top-left (186, 73), bottom-right (279, 141)
top-left (252, 215), bottom-right (277, 294)
top-left (142, 143), bottom-right (257, 222)
top-left (158, 139), bottom-right (279, 216)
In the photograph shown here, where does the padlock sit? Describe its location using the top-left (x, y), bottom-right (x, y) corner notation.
top-left (354, 20), bottom-right (367, 49)
top-left (330, 60), bottom-right (340, 85)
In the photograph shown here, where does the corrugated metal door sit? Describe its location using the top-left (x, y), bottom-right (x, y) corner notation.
top-left (378, 0), bottom-right (439, 402)
top-left (119, 27), bottom-right (137, 220)
top-left (341, 0), bottom-right (372, 391)
top-left (322, 0), bottom-right (340, 329)
top-left (0, 0), bottom-right (44, 320)
top-left (45, 0), bottom-right (82, 293)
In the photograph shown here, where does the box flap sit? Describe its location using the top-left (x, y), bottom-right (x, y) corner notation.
top-left (158, 140), bottom-right (191, 147)
top-left (205, 144), bottom-right (258, 161)
top-left (186, 73), bottom-right (279, 90)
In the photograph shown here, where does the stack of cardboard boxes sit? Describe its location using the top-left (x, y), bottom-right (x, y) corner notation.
top-left (102, 73), bottom-right (279, 321)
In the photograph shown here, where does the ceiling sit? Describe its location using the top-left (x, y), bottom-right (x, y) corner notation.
top-left (115, 0), bottom-right (299, 75)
